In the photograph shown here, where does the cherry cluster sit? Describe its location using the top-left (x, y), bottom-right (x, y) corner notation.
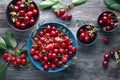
top-left (30, 25), bottom-right (77, 71)
top-left (103, 49), bottom-right (120, 67)
top-left (98, 12), bottom-right (117, 31)
top-left (77, 25), bottom-right (97, 44)
top-left (3, 52), bottom-right (27, 67)
top-left (9, 0), bottom-right (39, 29)
top-left (55, 9), bottom-right (72, 20)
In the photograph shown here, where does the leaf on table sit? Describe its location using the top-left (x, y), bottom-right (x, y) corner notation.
top-left (39, 0), bottom-right (60, 10)
top-left (3, 32), bottom-right (17, 49)
top-left (19, 64), bottom-right (29, 69)
top-left (0, 62), bottom-right (9, 80)
top-left (72, 0), bottom-right (87, 6)
top-left (0, 36), bottom-right (8, 51)
top-left (104, 0), bottom-right (120, 12)
top-left (52, 3), bottom-right (64, 12)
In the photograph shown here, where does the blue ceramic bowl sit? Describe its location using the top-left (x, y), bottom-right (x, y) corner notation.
top-left (27, 22), bottom-right (78, 72)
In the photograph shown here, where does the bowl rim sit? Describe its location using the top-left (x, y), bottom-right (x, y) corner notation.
top-left (76, 24), bottom-right (98, 46)
top-left (97, 11), bottom-right (118, 32)
top-left (27, 22), bottom-right (78, 72)
top-left (6, 0), bottom-right (40, 32)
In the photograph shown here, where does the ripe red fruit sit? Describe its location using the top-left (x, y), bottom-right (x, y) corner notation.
top-left (60, 9), bottom-right (66, 15)
top-left (33, 37), bottom-right (39, 42)
top-left (33, 55), bottom-right (39, 61)
top-left (30, 48), bottom-right (35, 55)
top-left (16, 58), bottom-right (21, 64)
top-left (71, 46), bottom-right (77, 53)
top-left (16, 1), bottom-right (22, 6)
top-left (102, 16), bottom-right (108, 22)
top-left (103, 37), bottom-right (109, 43)
top-left (19, 4), bottom-right (25, 10)
top-left (62, 57), bottom-right (68, 64)
top-left (44, 64), bottom-right (49, 71)
top-left (109, 51), bottom-right (115, 57)
top-left (14, 6), bottom-right (19, 12)
top-left (55, 12), bottom-right (61, 17)
top-left (20, 23), bottom-right (26, 28)
top-left (27, 11), bottom-right (33, 17)
top-left (32, 9), bottom-right (38, 15)
top-left (61, 42), bottom-right (67, 49)
top-left (6, 57), bottom-right (11, 62)
top-left (21, 59), bottom-right (27, 65)
top-left (20, 10), bottom-right (25, 16)
top-left (106, 26), bottom-right (111, 31)
top-left (29, 18), bottom-right (35, 25)
top-left (84, 36), bottom-right (90, 42)
top-left (43, 56), bottom-right (48, 62)
top-left (117, 49), bottom-right (120, 54)
top-left (29, 4), bottom-right (35, 10)
top-left (24, 16), bottom-right (29, 21)
top-left (50, 64), bottom-right (56, 70)
top-left (51, 53), bottom-right (57, 59)
top-left (15, 21), bottom-right (21, 27)
top-left (11, 56), bottom-right (16, 62)
top-left (66, 14), bottom-right (72, 20)
top-left (3, 53), bottom-right (9, 59)
top-left (21, 54), bottom-right (26, 59)
top-left (38, 31), bottom-right (44, 37)
top-left (13, 61), bottom-right (18, 67)
top-left (61, 14), bottom-right (67, 19)
top-left (104, 54), bottom-right (109, 61)
top-left (99, 20), bottom-right (104, 25)
top-left (103, 61), bottom-right (108, 67)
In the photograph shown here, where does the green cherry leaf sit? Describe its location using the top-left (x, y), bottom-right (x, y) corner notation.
top-left (72, 0), bottom-right (87, 6)
top-left (114, 52), bottom-right (120, 63)
top-left (0, 62), bottom-right (9, 80)
top-left (52, 3), bottom-right (64, 12)
top-left (3, 32), bottom-right (17, 49)
top-left (0, 36), bottom-right (8, 51)
top-left (104, 0), bottom-right (120, 12)
top-left (19, 64), bottom-right (29, 69)
top-left (39, 0), bottom-right (60, 10)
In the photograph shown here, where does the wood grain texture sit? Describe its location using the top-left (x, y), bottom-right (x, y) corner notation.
top-left (0, 0), bottom-right (120, 80)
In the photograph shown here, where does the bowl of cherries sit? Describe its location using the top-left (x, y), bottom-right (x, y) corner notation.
top-left (27, 22), bottom-right (78, 72)
top-left (98, 11), bottom-right (118, 32)
top-left (6, 0), bottom-right (39, 31)
top-left (77, 24), bottom-right (97, 46)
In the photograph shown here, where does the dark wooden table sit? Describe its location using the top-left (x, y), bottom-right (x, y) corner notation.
top-left (0, 0), bottom-right (120, 80)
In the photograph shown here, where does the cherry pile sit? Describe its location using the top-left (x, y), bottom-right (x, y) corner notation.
top-left (8, 0), bottom-right (39, 29)
top-left (103, 49), bottom-right (120, 67)
top-left (55, 8), bottom-right (72, 20)
top-left (3, 52), bottom-right (27, 67)
top-left (30, 25), bottom-right (77, 71)
top-left (77, 24), bottom-right (97, 44)
top-left (98, 11), bottom-right (118, 31)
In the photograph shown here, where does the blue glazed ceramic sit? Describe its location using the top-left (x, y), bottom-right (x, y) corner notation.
top-left (27, 22), bottom-right (78, 72)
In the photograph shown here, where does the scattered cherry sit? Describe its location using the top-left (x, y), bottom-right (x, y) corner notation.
top-left (117, 49), bottom-right (120, 54)
top-left (109, 51), bottom-right (115, 57)
top-left (104, 54), bottom-right (110, 61)
top-left (103, 61), bottom-right (108, 67)
top-left (103, 37), bottom-right (109, 43)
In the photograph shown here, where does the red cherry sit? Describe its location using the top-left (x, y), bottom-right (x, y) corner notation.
top-left (51, 53), bottom-right (57, 59)
top-left (80, 32), bottom-right (85, 39)
top-left (109, 51), bottom-right (115, 57)
top-left (51, 26), bottom-right (56, 31)
top-left (38, 31), bottom-right (44, 37)
top-left (21, 59), bottom-right (27, 65)
top-left (33, 55), bottom-right (39, 61)
top-left (11, 56), bottom-right (16, 62)
top-left (117, 49), bottom-right (120, 54)
top-left (30, 48), bottom-right (35, 55)
top-left (50, 64), bottom-right (56, 70)
top-left (16, 58), bottom-right (21, 65)
top-left (66, 14), bottom-right (72, 20)
top-left (71, 46), bottom-right (77, 53)
top-left (16, 1), bottom-right (22, 6)
top-left (44, 64), bottom-right (49, 71)
top-left (43, 56), bottom-right (48, 62)
top-left (33, 37), bottom-right (39, 42)
top-left (44, 46), bottom-right (51, 52)
top-left (61, 42), bottom-right (67, 49)
top-left (79, 28), bottom-right (85, 33)
top-left (29, 18), bottom-right (35, 25)
top-left (21, 54), bottom-right (26, 59)
top-left (60, 9), bottom-right (66, 15)
top-left (3, 52), bottom-right (9, 59)
top-left (6, 57), bottom-right (11, 62)
top-left (106, 26), bottom-right (111, 31)
top-left (61, 14), bottom-right (67, 19)
top-left (29, 4), bottom-right (35, 10)
top-left (27, 11), bottom-right (33, 17)
top-left (13, 61), bottom-right (18, 67)
top-left (84, 36), bottom-right (90, 42)
top-left (38, 52), bottom-right (43, 60)
top-left (99, 20), bottom-right (104, 25)
top-left (103, 13), bottom-right (107, 16)
top-left (51, 31), bottom-right (57, 37)
top-left (104, 54), bottom-right (110, 61)
top-left (55, 12), bottom-right (61, 17)
top-left (103, 37), bottom-right (109, 43)
top-left (20, 23), bottom-right (26, 28)
top-left (107, 14), bottom-right (112, 19)
top-left (102, 16), bottom-right (108, 22)
top-left (19, 4), bottom-right (25, 10)
top-left (32, 9), bottom-right (38, 15)
top-left (20, 10), bottom-right (25, 16)
top-left (14, 6), bottom-right (19, 12)
top-left (62, 57), bottom-right (68, 64)
top-left (103, 61), bottom-right (108, 67)
top-left (15, 21), bottom-right (21, 27)
top-left (24, 16), bottom-right (29, 21)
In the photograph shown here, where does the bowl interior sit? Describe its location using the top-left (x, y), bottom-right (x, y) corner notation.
top-left (77, 25), bottom-right (97, 46)
top-left (97, 11), bottom-right (118, 32)
top-left (27, 22), bottom-right (78, 72)
top-left (6, 0), bottom-right (39, 31)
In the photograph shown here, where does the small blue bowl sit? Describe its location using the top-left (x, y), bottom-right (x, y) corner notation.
top-left (27, 22), bottom-right (78, 72)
